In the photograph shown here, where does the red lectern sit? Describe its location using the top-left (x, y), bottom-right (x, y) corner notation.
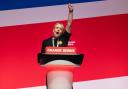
top-left (38, 47), bottom-right (84, 89)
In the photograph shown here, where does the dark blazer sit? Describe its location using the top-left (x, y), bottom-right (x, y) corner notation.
top-left (41, 31), bottom-right (71, 53)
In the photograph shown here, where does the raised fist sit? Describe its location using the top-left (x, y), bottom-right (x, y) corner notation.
top-left (68, 3), bottom-right (73, 12)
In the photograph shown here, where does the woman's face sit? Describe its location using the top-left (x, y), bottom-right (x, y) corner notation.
top-left (53, 23), bottom-right (64, 38)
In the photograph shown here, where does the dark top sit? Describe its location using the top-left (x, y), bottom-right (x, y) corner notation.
top-left (41, 31), bottom-right (71, 53)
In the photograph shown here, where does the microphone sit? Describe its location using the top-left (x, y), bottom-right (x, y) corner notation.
top-left (57, 40), bottom-right (59, 47)
top-left (52, 37), bottom-right (55, 47)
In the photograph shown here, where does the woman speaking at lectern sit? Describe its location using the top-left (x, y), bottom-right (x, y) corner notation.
top-left (38, 4), bottom-right (83, 89)
top-left (41, 3), bottom-right (73, 53)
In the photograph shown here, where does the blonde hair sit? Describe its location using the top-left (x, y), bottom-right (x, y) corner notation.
top-left (54, 23), bottom-right (64, 30)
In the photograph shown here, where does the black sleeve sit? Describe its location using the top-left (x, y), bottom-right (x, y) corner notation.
top-left (41, 40), bottom-right (46, 53)
top-left (60, 31), bottom-right (71, 46)
top-left (63, 30), bottom-right (71, 39)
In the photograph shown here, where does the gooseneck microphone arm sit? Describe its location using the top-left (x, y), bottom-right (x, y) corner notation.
top-left (52, 37), bottom-right (55, 47)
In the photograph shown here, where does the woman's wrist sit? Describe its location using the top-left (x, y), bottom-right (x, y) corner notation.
top-left (69, 10), bottom-right (73, 13)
